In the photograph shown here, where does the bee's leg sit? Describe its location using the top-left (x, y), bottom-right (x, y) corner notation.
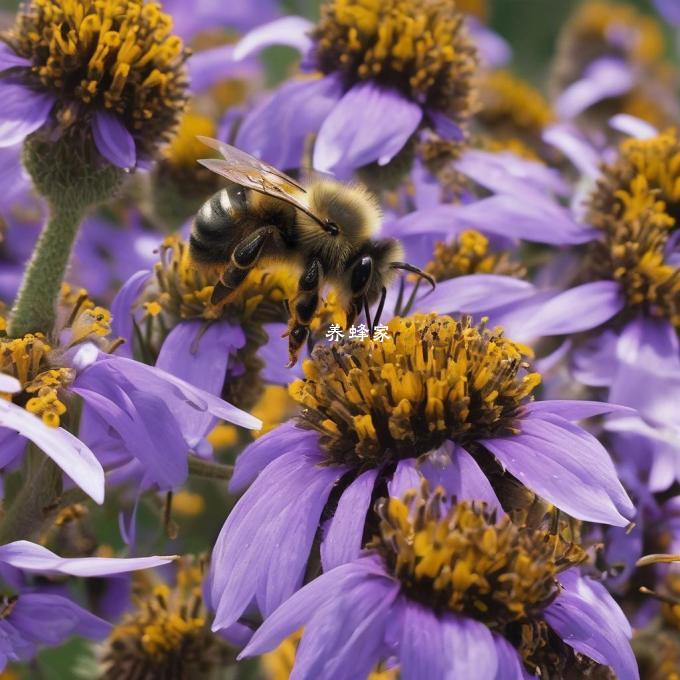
top-left (346, 255), bottom-right (374, 330)
top-left (210, 227), bottom-right (273, 305)
top-left (284, 258), bottom-right (323, 367)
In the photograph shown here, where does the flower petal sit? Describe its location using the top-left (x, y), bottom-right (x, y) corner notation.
top-left (0, 82), bottom-right (54, 147)
top-left (0, 44), bottom-right (31, 71)
top-left (92, 109), bottom-right (136, 169)
top-left (321, 468), bottom-right (378, 571)
top-left (555, 58), bottom-right (634, 119)
top-left (523, 401), bottom-right (635, 421)
top-left (0, 541), bottom-right (175, 576)
top-left (314, 83), bottom-right (422, 174)
top-left (440, 614), bottom-right (498, 679)
top-left (210, 452), bottom-right (345, 629)
top-left (493, 634), bottom-right (535, 679)
top-left (234, 16), bottom-right (314, 60)
top-left (388, 458), bottom-right (421, 497)
top-left (188, 44), bottom-right (260, 92)
top-left (0, 399), bottom-right (104, 503)
top-left (542, 124), bottom-right (602, 179)
top-left (110, 270), bottom-right (150, 358)
top-left (0, 375), bottom-right (21, 393)
top-left (608, 114), bottom-right (657, 140)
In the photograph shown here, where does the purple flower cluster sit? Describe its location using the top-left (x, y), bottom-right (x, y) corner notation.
top-left (0, 0), bottom-right (680, 677)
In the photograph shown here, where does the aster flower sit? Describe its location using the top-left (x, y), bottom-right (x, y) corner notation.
top-left (100, 556), bottom-right (233, 679)
top-left (208, 313), bottom-right (634, 632)
top-left (549, 1), bottom-right (678, 131)
top-left (0, 0), bottom-right (189, 169)
top-left (653, 0), bottom-right (680, 26)
top-left (0, 539), bottom-right (174, 670)
top-left (232, 0), bottom-right (478, 176)
top-left (239, 487), bottom-right (638, 679)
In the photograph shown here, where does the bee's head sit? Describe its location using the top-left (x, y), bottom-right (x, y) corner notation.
top-left (302, 178), bottom-right (382, 245)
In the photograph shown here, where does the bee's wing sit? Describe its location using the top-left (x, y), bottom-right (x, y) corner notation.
top-left (197, 136), bottom-right (306, 192)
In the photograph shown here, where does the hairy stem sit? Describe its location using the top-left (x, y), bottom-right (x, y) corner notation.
top-left (0, 445), bottom-right (63, 544)
top-left (8, 203), bottom-right (84, 337)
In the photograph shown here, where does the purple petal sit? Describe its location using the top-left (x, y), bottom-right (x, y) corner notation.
top-left (230, 421), bottom-right (319, 492)
top-left (314, 83), bottom-right (422, 174)
top-left (493, 634), bottom-right (535, 679)
top-left (110, 270), bottom-right (150, 358)
top-left (156, 320), bottom-right (245, 392)
top-left (0, 44), bottom-right (31, 71)
top-left (0, 82), bottom-right (54, 147)
top-left (0, 375), bottom-right (21, 393)
top-left (321, 468), bottom-right (378, 571)
top-left (388, 458), bottom-right (421, 497)
top-left (439, 614), bottom-right (498, 679)
top-left (429, 112), bottom-right (464, 141)
top-left (0, 541), bottom-right (175, 576)
top-left (524, 401), bottom-right (635, 421)
top-left (481, 415), bottom-right (634, 526)
top-left (542, 124), bottom-right (602, 178)
top-left (234, 16), bottom-right (314, 60)
top-left (210, 451), bottom-right (345, 629)
top-left (92, 109), bottom-right (136, 169)
top-left (413, 274), bottom-right (535, 315)
top-left (512, 281), bottom-right (624, 338)
top-left (10, 593), bottom-right (110, 645)
top-left (237, 76), bottom-right (341, 170)
top-left (608, 114), bottom-right (657, 140)
top-left (555, 58), bottom-right (634, 119)
top-left (545, 573), bottom-right (638, 680)
top-left (398, 600), bottom-right (447, 680)
top-left (188, 44), bottom-right (260, 93)
top-left (655, 0), bottom-right (680, 24)
top-left (420, 442), bottom-right (503, 513)
top-left (0, 399), bottom-right (104, 503)
top-left (465, 17), bottom-right (511, 67)
top-left (239, 558), bottom-right (386, 655)
top-left (258, 322), bottom-right (305, 384)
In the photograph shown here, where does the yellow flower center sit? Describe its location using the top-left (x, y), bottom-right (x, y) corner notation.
top-left (289, 314), bottom-right (540, 466)
top-left (587, 129), bottom-right (680, 328)
top-left (103, 561), bottom-right (226, 678)
top-left (312, 0), bottom-right (478, 123)
top-left (165, 111), bottom-right (216, 171)
top-left (424, 230), bottom-right (525, 282)
top-left (372, 488), bottom-right (585, 625)
top-left (9, 0), bottom-right (188, 155)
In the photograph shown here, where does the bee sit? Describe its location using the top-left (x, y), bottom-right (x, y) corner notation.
top-left (189, 137), bottom-right (435, 366)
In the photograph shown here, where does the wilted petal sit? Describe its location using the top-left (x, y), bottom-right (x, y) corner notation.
top-left (92, 109), bottom-right (136, 169)
top-left (234, 16), bottom-right (314, 60)
top-left (0, 82), bottom-right (54, 147)
top-left (0, 541), bottom-right (175, 576)
top-left (314, 82), bottom-right (422, 174)
top-left (0, 399), bottom-right (104, 503)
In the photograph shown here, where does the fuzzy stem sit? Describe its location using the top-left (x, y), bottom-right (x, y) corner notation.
top-left (0, 445), bottom-right (63, 544)
top-left (8, 203), bottom-right (84, 337)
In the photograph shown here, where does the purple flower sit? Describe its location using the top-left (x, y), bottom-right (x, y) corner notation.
top-left (238, 490), bottom-right (638, 679)
top-left (207, 314), bottom-right (633, 631)
top-left (0, 2), bottom-right (189, 168)
top-left (0, 540), bottom-right (174, 670)
top-left (231, 1), bottom-right (477, 174)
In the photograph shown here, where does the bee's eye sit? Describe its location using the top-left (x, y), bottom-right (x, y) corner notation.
top-left (323, 220), bottom-right (340, 236)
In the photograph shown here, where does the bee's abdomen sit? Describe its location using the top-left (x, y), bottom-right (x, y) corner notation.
top-left (189, 189), bottom-right (241, 265)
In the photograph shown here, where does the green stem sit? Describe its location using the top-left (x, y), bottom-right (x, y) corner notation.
top-left (0, 445), bottom-right (63, 544)
top-left (188, 455), bottom-right (234, 480)
top-left (9, 203), bottom-right (84, 337)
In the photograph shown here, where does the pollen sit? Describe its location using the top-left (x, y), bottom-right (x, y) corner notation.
top-left (372, 486), bottom-right (585, 625)
top-left (289, 313), bottom-right (540, 466)
top-left (8, 0), bottom-right (189, 157)
top-left (477, 71), bottom-right (554, 160)
top-left (586, 129), bottom-right (680, 328)
top-left (312, 0), bottom-right (478, 125)
top-left (102, 559), bottom-right (228, 679)
top-left (424, 230), bottom-right (526, 282)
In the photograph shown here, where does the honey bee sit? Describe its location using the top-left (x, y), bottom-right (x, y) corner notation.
top-left (189, 137), bottom-right (434, 366)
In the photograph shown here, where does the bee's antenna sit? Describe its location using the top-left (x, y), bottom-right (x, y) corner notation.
top-left (363, 296), bottom-right (373, 335)
top-left (389, 262), bottom-right (436, 292)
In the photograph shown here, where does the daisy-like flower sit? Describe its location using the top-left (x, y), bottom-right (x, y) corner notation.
top-left (549, 1), bottom-right (678, 131)
top-left (0, 289), bottom-right (260, 499)
top-left (100, 556), bottom-right (232, 679)
top-left (0, 0), bottom-right (190, 169)
top-left (208, 313), bottom-right (633, 632)
top-left (0, 539), bottom-right (174, 671)
top-left (240, 486), bottom-right (638, 680)
top-left (233, 0), bottom-right (478, 176)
